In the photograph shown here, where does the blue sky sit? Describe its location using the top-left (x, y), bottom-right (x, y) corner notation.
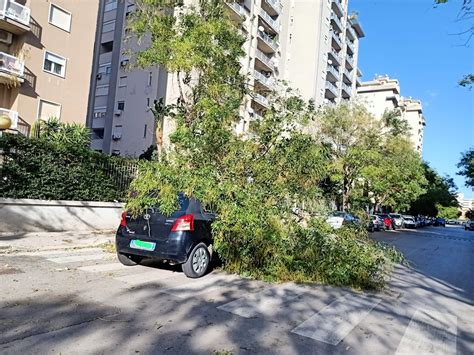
top-left (350, 0), bottom-right (474, 197)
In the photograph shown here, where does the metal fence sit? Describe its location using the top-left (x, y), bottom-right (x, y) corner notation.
top-left (99, 158), bottom-right (138, 195)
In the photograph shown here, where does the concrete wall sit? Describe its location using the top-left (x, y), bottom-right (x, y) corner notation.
top-left (0, 198), bottom-right (125, 233)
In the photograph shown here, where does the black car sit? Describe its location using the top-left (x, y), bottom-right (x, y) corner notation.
top-left (116, 195), bottom-right (216, 278)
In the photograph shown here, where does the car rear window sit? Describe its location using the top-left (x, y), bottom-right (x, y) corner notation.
top-left (391, 214), bottom-right (401, 218)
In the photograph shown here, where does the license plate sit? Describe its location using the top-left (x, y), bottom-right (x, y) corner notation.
top-left (130, 239), bottom-right (156, 251)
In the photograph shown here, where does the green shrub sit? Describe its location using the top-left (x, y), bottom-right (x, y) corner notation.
top-left (0, 133), bottom-right (135, 202)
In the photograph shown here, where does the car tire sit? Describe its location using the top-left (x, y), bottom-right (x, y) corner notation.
top-left (182, 242), bottom-right (210, 278)
top-left (117, 252), bottom-right (142, 266)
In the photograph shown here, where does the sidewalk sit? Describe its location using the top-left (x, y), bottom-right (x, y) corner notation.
top-left (0, 230), bottom-right (115, 253)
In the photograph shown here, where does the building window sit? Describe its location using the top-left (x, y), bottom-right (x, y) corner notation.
top-left (96, 85), bottom-right (109, 96)
top-left (38, 99), bottom-right (61, 121)
top-left (117, 101), bottom-right (125, 110)
top-left (43, 51), bottom-right (66, 77)
top-left (93, 107), bottom-right (107, 118)
top-left (105, 0), bottom-right (118, 12)
top-left (49, 4), bottom-right (72, 32)
top-left (146, 98), bottom-right (150, 107)
top-left (119, 76), bottom-right (127, 87)
top-left (112, 125), bottom-right (123, 140)
top-left (144, 124), bottom-right (147, 138)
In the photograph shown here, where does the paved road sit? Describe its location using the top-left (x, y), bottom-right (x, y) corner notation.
top-left (0, 226), bottom-right (473, 354)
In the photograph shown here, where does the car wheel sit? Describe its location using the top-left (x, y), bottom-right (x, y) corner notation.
top-left (182, 242), bottom-right (210, 278)
top-left (117, 252), bottom-right (142, 266)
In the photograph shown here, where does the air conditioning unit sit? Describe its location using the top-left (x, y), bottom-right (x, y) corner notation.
top-left (112, 133), bottom-right (122, 140)
top-left (114, 110), bottom-right (122, 116)
top-left (120, 59), bottom-right (129, 67)
top-left (0, 30), bottom-right (12, 45)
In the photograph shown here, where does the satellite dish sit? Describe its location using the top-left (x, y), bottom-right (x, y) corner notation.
top-left (328, 59), bottom-right (333, 65)
top-left (258, 26), bottom-right (264, 32)
top-left (248, 107), bottom-right (254, 114)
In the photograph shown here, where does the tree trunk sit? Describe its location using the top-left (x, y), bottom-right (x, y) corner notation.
top-left (342, 174), bottom-right (350, 212)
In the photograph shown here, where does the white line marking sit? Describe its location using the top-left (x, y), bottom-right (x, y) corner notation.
top-left (217, 283), bottom-right (304, 318)
top-left (114, 269), bottom-right (177, 285)
top-left (162, 274), bottom-right (239, 298)
top-left (395, 309), bottom-right (457, 355)
top-left (47, 254), bottom-right (106, 264)
top-left (78, 263), bottom-right (127, 273)
top-left (291, 293), bottom-right (381, 345)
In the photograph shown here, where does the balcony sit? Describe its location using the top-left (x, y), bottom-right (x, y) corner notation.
top-left (0, 107), bottom-right (18, 130)
top-left (259, 8), bottom-right (279, 34)
top-left (0, 0), bottom-right (30, 34)
top-left (262, 0), bottom-right (282, 16)
top-left (255, 48), bottom-right (275, 71)
top-left (326, 65), bottom-right (339, 82)
top-left (225, 1), bottom-right (246, 22)
top-left (342, 82), bottom-right (352, 97)
top-left (347, 40), bottom-right (355, 55)
top-left (346, 55), bottom-right (354, 70)
top-left (92, 117), bottom-right (106, 129)
top-left (346, 25), bottom-right (356, 41)
top-left (343, 68), bottom-right (353, 84)
top-left (331, 0), bottom-right (344, 18)
top-left (253, 93), bottom-right (270, 108)
top-left (330, 13), bottom-right (343, 33)
top-left (325, 81), bottom-right (338, 99)
top-left (254, 70), bottom-right (274, 90)
top-left (332, 32), bottom-right (342, 51)
top-left (91, 138), bottom-right (104, 151)
top-left (328, 48), bottom-right (342, 66)
top-left (257, 30), bottom-right (279, 54)
top-left (0, 51), bottom-right (24, 85)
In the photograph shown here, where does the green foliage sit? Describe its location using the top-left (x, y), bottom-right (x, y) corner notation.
top-left (410, 164), bottom-right (459, 217)
top-left (436, 204), bottom-right (461, 219)
top-left (125, 0), bottom-right (405, 289)
top-left (0, 133), bottom-right (134, 201)
top-left (457, 148), bottom-right (474, 187)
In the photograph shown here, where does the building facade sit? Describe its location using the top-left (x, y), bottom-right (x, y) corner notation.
top-left (87, 0), bottom-right (364, 157)
top-left (357, 75), bottom-right (426, 154)
top-left (1, 0), bottom-right (99, 134)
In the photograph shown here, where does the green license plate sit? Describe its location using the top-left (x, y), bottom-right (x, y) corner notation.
top-left (130, 239), bottom-right (156, 251)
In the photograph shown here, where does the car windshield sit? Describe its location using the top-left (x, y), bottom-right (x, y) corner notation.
top-left (390, 214), bottom-right (401, 218)
top-left (378, 214), bottom-right (388, 218)
top-left (404, 217), bottom-right (414, 221)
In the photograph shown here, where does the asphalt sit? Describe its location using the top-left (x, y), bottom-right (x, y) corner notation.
top-left (0, 226), bottom-right (472, 354)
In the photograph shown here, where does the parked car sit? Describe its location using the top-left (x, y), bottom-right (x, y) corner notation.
top-left (116, 194), bottom-right (216, 278)
top-left (402, 215), bottom-right (417, 228)
top-left (434, 217), bottom-right (446, 227)
top-left (465, 220), bottom-right (474, 231)
top-left (389, 213), bottom-right (404, 229)
top-left (369, 215), bottom-right (385, 231)
top-left (326, 211), bottom-right (356, 229)
top-left (376, 214), bottom-right (393, 230)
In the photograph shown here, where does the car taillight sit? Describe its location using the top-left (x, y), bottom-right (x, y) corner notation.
top-left (120, 211), bottom-right (127, 227)
top-left (171, 214), bottom-right (194, 232)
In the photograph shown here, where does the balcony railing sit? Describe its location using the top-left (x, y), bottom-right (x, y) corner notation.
top-left (254, 93), bottom-right (270, 108)
top-left (346, 55), bottom-right (354, 69)
top-left (329, 48), bottom-right (342, 66)
top-left (325, 81), bottom-right (338, 96)
top-left (0, 0), bottom-right (31, 27)
top-left (264, 0), bottom-right (283, 14)
top-left (0, 51), bottom-right (24, 77)
top-left (327, 65), bottom-right (339, 80)
top-left (332, 32), bottom-right (342, 50)
top-left (347, 40), bottom-right (355, 54)
top-left (255, 48), bottom-right (275, 70)
top-left (331, 13), bottom-right (343, 33)
top-left (226, 1), bottom-right (246, 20)
top-left (0, 107), bottom-right (18, 129)
top-left (259, 8), bottom-right (279, 33)
top-left (257, 30), bottom-right (279, 52)
top-left (347, 25), bottom-right (356, 41)
top-left (331, 0), bottom-right (344, 17)
top-left (342, 82), bottom-right (352, 96)
top-left (254, 70), bottom-right (274, 88)
top-left (344, 68), bottom-right (353, 82)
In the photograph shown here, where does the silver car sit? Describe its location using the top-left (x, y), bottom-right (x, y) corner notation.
top-left (389, 213), bottom-right (404, 229)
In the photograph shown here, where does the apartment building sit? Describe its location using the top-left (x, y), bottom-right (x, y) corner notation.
top-left (0, 0), bottom-right (99, 135)
top-left (357, 76), bottom-right (426, 154)
top-left (280, 0), bottom-right (364, 106)
top-left (88, 0), bottom-right (364, 157)
top-left (457, 193), bottom-right (474, 219)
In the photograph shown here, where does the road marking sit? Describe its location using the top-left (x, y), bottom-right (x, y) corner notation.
top-left (47, 253), bottom-right (106, 264)
top-left (162, 274), bottom-right (239, 298)
top-left (291, 293), bottom-right (381, 345)
top-left (395, 309), bottom-right (457, 355)
top-left (217, 283), bottom-right (304, 318)
top-left (78, 263), bottom-right (127, 273)
top-left (113, 269), bottom-right (177, 285)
